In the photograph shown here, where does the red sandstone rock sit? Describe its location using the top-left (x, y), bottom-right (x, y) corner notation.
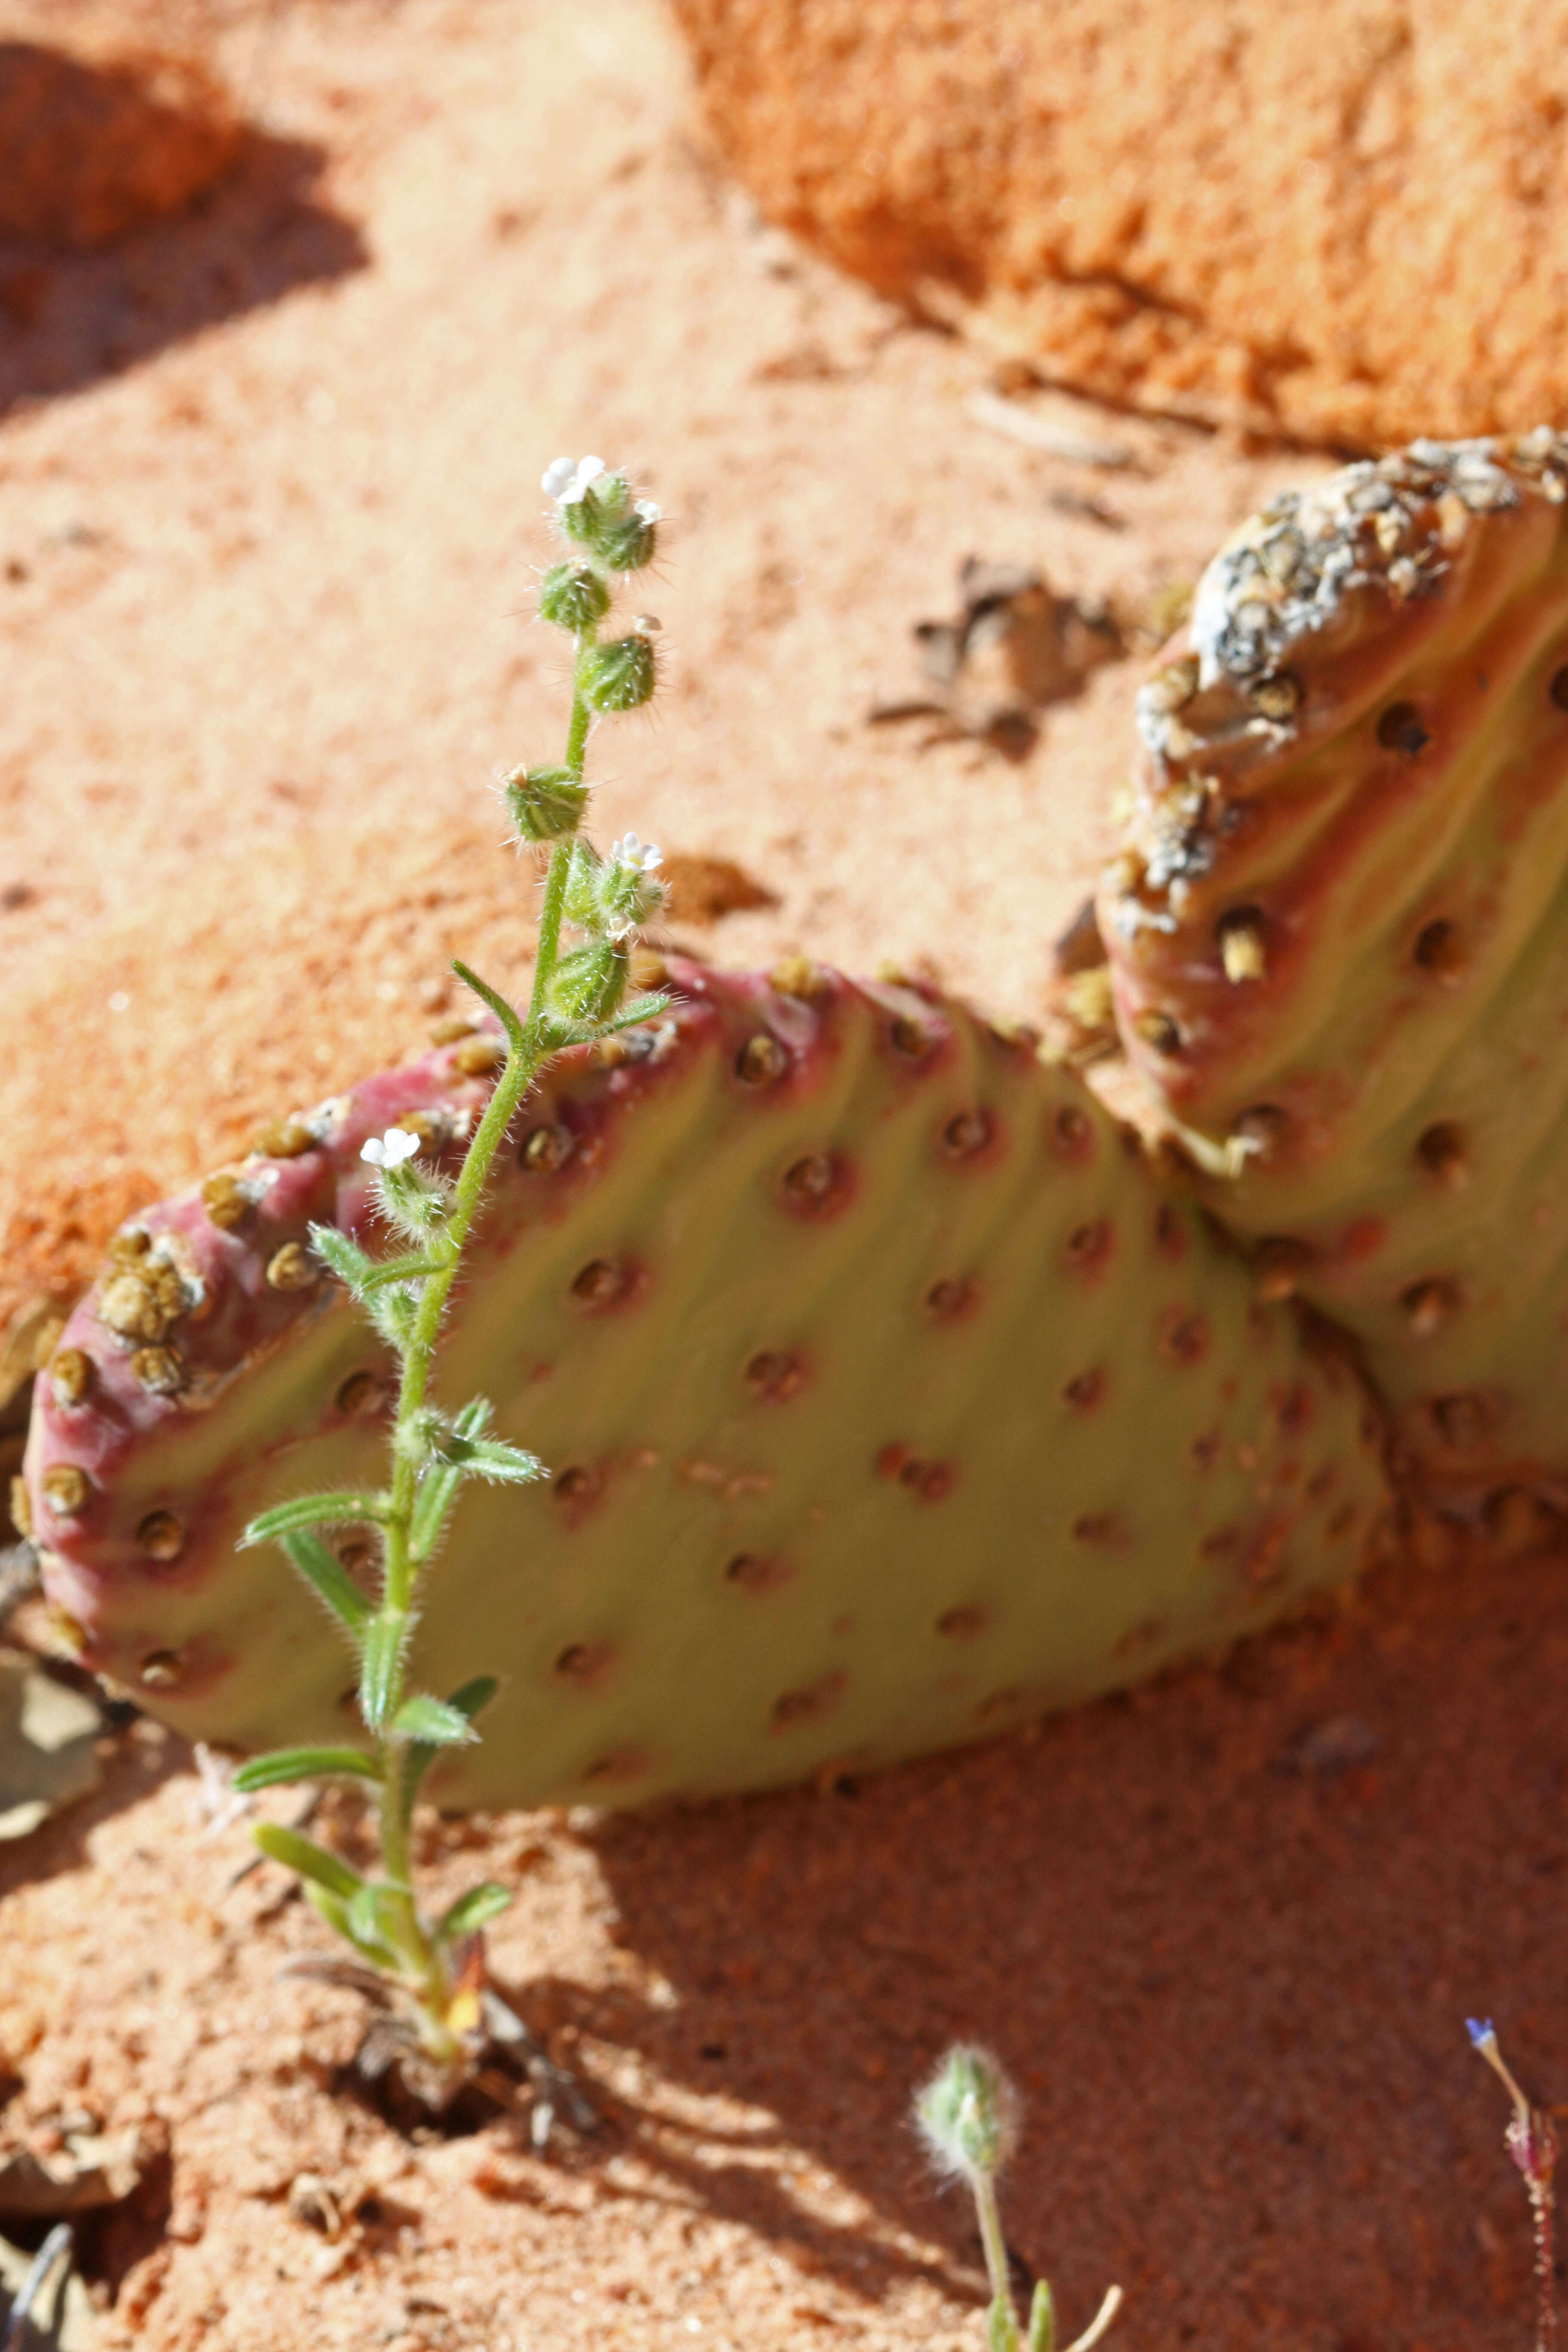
top-left (0, 39), bottom-right (241, 249)
top-left (672, 0), bottom-right (1568, 450)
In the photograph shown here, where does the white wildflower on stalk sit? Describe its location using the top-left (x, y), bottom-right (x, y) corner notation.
top-left (542, 454), bottom-right (606, 506)
top-left (361, 1127), bottom-right (423, 1169)
top-left (233, 448), bottom-right (668, 2091)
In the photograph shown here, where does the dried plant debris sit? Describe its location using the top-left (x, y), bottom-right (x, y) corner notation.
top-left (872, 557), bottom-right (1124, 759)
top-left (0, 2224), bottom-right (93, 2352)
top-left (0, 1652), bottom-right (101, 1843)
top-left (0, 2120), bottom-right (150, 2224)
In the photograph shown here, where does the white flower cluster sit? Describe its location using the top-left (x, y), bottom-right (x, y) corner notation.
top-left (361, 1127), bottom-right (422, 1169)
top-left (541, 455), bottom-right (661, 528)
top-left (610, 831), bottom-right (662, 876)
top-left (542, 454), bottom-right (605, 507)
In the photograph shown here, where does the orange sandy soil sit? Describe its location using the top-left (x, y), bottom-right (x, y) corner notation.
top-left (0, 3), bottom-right (1563, 2347)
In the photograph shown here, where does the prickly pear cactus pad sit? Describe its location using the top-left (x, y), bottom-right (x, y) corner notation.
top-left (21, 962), bottom-right (1382, 1807)
top-left (1099, 432), bottom-right (1568, 1500)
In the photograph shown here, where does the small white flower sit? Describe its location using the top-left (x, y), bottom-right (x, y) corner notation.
top-left (543, 454), bottom-right (607, 508)
top-left (610, 832), bottom-right (662, 875)
top-left (361, 1127), bottom-right (421, 1168)
top-left (635, 498), bottom-right (661, 524)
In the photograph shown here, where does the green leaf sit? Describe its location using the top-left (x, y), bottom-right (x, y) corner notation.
top-left (400, 1675), bottom-right (499, 1815)
top-left (435, 1881), bottom-right (513, 1945)
top-left (303, 1883), bottom-right (399, 1970)
top-left (605, 990), bottom-right (671, 1033)
top-left (347, 1880), bottom-right (411, 1960)
top-left (232, 1746), bottom-right (379, 1794)
top-left (253, 1821), bottom-right (362, 1902)
top-left (452, 959), bottom-right (527, 1059)
top-left (358, 1251), bottom-right (446, 1292)
top-left (279, 1529), bottom-right (374, 1642)
top-left (1026, 2282), bottom-right (1055, 2352)
top-left (242, 1491), bottom-right (386, 1547)
top-left (359, 1609), bottom-right (410, 1731)
top-left (392, 1694), bottom-right (480, 1747)
top-left (408, 1464), bottom-right (462, 1564)
top-left (989, 2298), bottom-right (1022, 2352)
top-left (309, 1222), bottom-right (377, 1292)
top-left (435, 1433), bottom-right (543, 1485)
top-left (303, 1881), bottom-right (358, 1948)
top-left (408, 1397), bottom-right (493, 1564)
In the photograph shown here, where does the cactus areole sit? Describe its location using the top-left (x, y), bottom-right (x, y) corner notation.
top-left (23, 957), bottom-right (1381, 1807)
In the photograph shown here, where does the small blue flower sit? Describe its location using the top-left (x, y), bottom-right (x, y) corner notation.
top-left (1467, 2016), bottom-right (1497, 2050)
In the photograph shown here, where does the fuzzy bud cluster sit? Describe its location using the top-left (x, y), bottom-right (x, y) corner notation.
top-left (915, 2045), bottom-right (1019, 2185)
top-left (546, 832), bottom-right (665, 1024)
top-left (502, 762), bottom-right (588, 843)
top-left (543, 454), bottom-right (661, 576)
top-left (503, 455), bottom-right (663, 856)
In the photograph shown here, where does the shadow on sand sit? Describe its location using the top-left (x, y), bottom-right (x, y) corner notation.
top-left (545, 1536), bottom-right (1568, 2350)
top-left (0, 113), bottom-right (366, 416)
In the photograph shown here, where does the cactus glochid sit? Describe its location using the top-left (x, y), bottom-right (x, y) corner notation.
top-left (1099, 431), bottom-right (1568, 1508)
top-left (52, 437), bottom-right (1568, 1825)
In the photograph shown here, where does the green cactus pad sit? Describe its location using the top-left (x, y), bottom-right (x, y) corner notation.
top-left (22, 962), bottom-right (1383, 1807)
top-left (1098, 431), bottom-right (1568, 1501)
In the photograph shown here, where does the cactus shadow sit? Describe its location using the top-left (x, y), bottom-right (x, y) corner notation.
top-left (0, 125), bottom-right (367, 417)
top-left (575, 1538), bottom-right (1568, 2347)
top-left (0, 1721), bottom-right (185, 1904)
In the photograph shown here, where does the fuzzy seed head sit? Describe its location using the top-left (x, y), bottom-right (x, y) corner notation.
top-left (599, 504), bottom-right (658, 573)
top-left (579, 632), bottom-right (656, 714)
top-left (503, 763), bottom-right (588, 843)
top-left (549, 941), bottom-right (630, 1024)
top-left (915, 2045), bottom-right (1019, 2185)
top-left (538, 560), bottom-right (612, 634)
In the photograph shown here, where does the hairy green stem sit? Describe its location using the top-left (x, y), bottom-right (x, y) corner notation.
top-left (364, 672), bottom-right (594, 2027)
top-left (973, 2171), bottom-right (1017, 2342)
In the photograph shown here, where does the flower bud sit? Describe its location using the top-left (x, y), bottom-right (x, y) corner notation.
top-left (598, 499), bottom-right (659, 574)
top-left (504, 763), bottom-right (588, 842)
top-left (579, 632), bottom-right (656, 714)
top-left (561, 838), bottom-right (605, 931)
top-left (549, 941), bottom-right (629, 1024)
top-left (915, 2046), bottom-right (1019, 2184)
top-left (538, 561), bottom-right (612, 634)
top-left (558, 469), bottom-right (631, 557)
top-left (598, 833), bottom-right (664, 936)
